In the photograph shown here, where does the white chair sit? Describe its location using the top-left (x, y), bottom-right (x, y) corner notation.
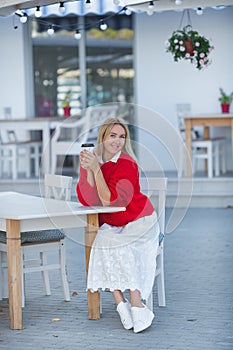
top-left (176, 103), bottom-right (226, 178)
top-left (0, 130), bottom-right (42, 179)
top-left (51, 115), bottom-right (91, 174)
top-left (0, 174), bottom-right (72, 306)
top-left (51, 105), bottom-right (120, 174)
top-left (85, 104), bottom-right (120, 144)
top-left (140, 177), bottom-right (167, 309)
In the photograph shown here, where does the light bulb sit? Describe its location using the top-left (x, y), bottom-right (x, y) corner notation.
top-left (148, 1), bottom-right (154, 10)
top-left (35, 6), bottom-right (42, 18)
top-left (20, 14), bottom-right (28, 23)
top-left (59, 2), bottom-right (65, 14)
top-left (196, 7), bottom-right (203, 15)
top-left (47, 26), bottom-right (54, 35)
top-left (113, 0), bottom-right (120, 4)
top-left (85, 0), bottom-right (92, 8)
top-left (175, 0), bottom-right (182, 5)
top-left (74, 30), bottom-right (81, 40)
top-left (100, 21), bottom-right (108, 31)
top-left (125, 8), bottom-right (132, 15)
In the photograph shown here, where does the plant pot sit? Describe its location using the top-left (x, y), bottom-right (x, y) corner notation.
top-left (63, 106), bottom-right (71, 117)
top-left (184, 40), bottom-right (194, 56)
top-left (221, 103), bottom-right (230, 114)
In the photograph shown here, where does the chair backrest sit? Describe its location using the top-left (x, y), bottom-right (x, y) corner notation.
top-left (140, 177), bottom-right (167, 235)
top-left (85, 104), bottom-right (120, 143)
top-left (176, 103), bottom-right (199, 140)
top-left (51, 114), bottom-right (91, 155)
top-left (44, 174), bottom-right (73, 201)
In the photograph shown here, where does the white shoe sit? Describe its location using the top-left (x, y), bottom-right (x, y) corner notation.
top-left (116, 300), bottom-right (133, 330)
top-left (131, 305), bottom-right (155, 333)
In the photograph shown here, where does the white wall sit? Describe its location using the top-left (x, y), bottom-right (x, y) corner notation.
top-left (134, 7), bottom-right (233, 172)
top-left (0, 17), bottom-right (28, 118)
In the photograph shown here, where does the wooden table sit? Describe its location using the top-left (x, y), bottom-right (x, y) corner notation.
top-left (0, 117), bottom-right (65, 174)
top-left (184, 114), bottom-right (233, 176)
top-left (0, 191), bottom-right (125, 330)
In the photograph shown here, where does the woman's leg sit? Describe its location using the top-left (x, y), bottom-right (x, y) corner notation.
top-left (112, 290), bottom-right (125, 305)
top-left (129, 289), bottom-right (144, 308)
top-left (113, 290), bottom-right (133, 330)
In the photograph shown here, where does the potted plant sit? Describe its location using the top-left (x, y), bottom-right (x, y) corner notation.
top-left (165, 25), bottom-right (214, 70)
top-left (219, 88), bottom-right (233, 113)
top-left (62, 90), bottom-right (72, 117)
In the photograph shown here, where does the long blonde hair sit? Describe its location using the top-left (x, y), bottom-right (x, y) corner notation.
top-left (96, 117), bottom-right (138, 163)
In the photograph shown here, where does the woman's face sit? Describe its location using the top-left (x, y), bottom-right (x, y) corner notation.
top-left (103, 124), bottom-right (126, 161)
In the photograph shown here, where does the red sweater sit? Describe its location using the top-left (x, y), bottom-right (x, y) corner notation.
top-left (76, 152), bottom-right (154, 227)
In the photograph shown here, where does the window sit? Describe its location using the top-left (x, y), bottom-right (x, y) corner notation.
top-left (32, 14), bottom-right (134, 117)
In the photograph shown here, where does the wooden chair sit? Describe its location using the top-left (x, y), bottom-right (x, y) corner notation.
top-left (0, 174), bottom-right (72, 306)
top-left (176, 103), bottom-right (226, 177)
top-left (140, 177), bottom-right (168, 309)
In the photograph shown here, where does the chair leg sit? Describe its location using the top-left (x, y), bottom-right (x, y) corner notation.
top-left (59, 240), bottom-right (70, 301)
top-left (214, 144), bottom-right (220, 177)
top-left (157, 251), bottom-right (166, 307)
top-left (40, 252), bottom-right (51, 296)
top-left (221, 143), bottom-right (226, 174)
top-left (207, 145), bottom-right (213, 178)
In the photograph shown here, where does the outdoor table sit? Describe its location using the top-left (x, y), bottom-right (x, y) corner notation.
top-left (184, 113), bottom-right (233, 176)
top-left (0, 191), bottom-right (125, 330)
top-left (0, 117), bottom-right (66, 174)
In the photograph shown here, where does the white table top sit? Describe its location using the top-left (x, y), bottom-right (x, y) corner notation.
top-left (0, 191), bottom-right (125, 220)
top-left (184, 113), bottom-right (233, 119)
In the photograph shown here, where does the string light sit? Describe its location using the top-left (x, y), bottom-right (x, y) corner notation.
top-left (74, 30), bottom-right (81, 39)
top-left (20, 14), bottom-right (28, 23)
top-left (47, 25), bottom-right (54, 35)
top-left (196, 7), bottom-right (203, 15)
top-left (147, 1), bottom-right (154, 15)
top-left (35, 6), bottom-right (42, 18)
top-left (59, 2), bottom-right (66, 14)
top-left (148, 1), bottom-right (154, 10)
top-left (99, 20), bottom-right (108, 31)
top-left (85, 0), bottom-right (92, 9)
top-left (125, 7), bottom-right (132, 15)
top-left (14, 2), bottom-right (129, 35)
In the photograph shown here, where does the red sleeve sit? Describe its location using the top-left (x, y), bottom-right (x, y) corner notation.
top-left (107, 159), bottom-right (139, 207)
top-left (76, 167), bottom-right (101, 206)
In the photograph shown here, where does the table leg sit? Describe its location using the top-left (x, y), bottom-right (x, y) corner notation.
top-left (6, 219), bottom-right (22, 330)
top-left (85, 214), bottom-right (100, 320)
top-left (185, 119), bottom-right (192, 176)
top-left (204, 126), bottom-right (209, 172)
top-left (41, 124), bottom-right (50, 175)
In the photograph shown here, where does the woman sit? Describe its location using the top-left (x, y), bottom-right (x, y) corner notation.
top-left (76, 118), bottom-right (160, 333)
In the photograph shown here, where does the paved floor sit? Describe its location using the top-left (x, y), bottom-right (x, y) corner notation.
top-left (0, 208), bottom-right (233, 350)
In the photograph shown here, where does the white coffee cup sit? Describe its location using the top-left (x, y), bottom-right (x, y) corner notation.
top-left (81, 143), bottom-right (95, 153)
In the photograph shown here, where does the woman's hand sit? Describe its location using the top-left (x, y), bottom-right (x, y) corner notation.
top-left (80, 150), bottom-right (100, 173)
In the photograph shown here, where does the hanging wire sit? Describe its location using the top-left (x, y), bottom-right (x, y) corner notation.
top-left (179, 9), bottom-right (192, 30)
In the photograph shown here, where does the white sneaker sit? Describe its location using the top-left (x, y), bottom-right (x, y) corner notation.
top-left (131, 305), bottom-right (155, 333)
top-left (116, 300), bottom-right (133, 330)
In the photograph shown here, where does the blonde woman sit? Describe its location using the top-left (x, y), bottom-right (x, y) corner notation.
top-left (76, 118), bottom-right (160, 333)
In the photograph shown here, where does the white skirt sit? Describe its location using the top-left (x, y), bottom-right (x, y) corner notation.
top-left (87, 211), bottom-right (160, 300)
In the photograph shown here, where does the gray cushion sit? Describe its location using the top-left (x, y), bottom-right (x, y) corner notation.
top-left (0, 230), bottom-right (65, 244)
